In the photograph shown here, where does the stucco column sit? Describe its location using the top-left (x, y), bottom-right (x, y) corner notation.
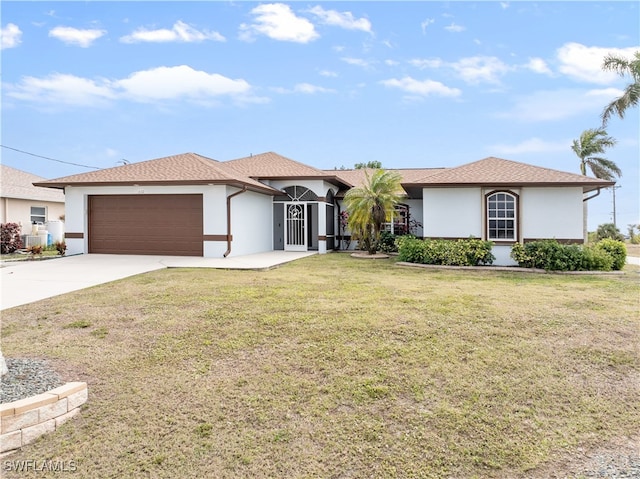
top-left (318, 202), bottom-right (327, 254)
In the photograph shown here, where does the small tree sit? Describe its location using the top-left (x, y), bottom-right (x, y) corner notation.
top-left (355, 161), bottom-right (382, 169)
top-left (344, 169), bottom-right (403, 254)
top-left (596, 223), bottom-right (624, 241)
top-left (627, 224), bottom-right (640, 244)
top-left (571, 128), bottom-right (620, 242)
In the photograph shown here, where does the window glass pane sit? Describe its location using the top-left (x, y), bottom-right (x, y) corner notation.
top-left (30, 206), bottom-right (46, 224)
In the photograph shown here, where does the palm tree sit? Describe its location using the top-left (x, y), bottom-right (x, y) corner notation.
top-left (601, 51), bottom-right (640, 125)
top-left (571, 128), bottom-right (620, 180)
top-left (344, 169), bottom-right (403, 254)
top-left (571, 127), bottom-right (620, 242)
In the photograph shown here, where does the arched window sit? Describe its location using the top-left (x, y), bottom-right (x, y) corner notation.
top-left (486, 191), bottom-right (518, 241)
top-left (282, 186), bottom-right (318, 201)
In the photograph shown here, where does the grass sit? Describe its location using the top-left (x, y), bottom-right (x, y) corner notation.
top-left (2, 254), bottom-right (639, 478)
top-left (0, 250), bottom-right (61, 261)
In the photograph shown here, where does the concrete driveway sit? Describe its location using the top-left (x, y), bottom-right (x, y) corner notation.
top-left (0, 252), bottom-right (315, 311)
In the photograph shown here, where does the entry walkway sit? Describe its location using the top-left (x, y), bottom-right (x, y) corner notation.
top-left (0, 251), bottom-right (316, 311)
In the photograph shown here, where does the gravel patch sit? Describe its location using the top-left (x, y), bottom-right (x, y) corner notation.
top-left (576, 453), bottom-right (640, 479)
top-left (1, 358), bottom-right (64, 404)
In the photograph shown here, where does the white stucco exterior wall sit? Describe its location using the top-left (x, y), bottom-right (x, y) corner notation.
top-left (521, 187), bottom-right (583, 241)
top-left (423, 188), bottom-right (482, 238)
top-left (403, 199), bottom-right (423, 237)
top-left (63, 184), bottom-right (273, 257)
top-left (223, 188), bottom-right (273, 257)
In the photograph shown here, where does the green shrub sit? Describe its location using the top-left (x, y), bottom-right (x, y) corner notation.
top-left (378, 231), bottom-right (398, 253)
top-left (581, 246), bottom-right (613, 271)
top-left (510, 239), bottom-right (620, 271)
top-left (397, 237), bottom-right (494, 266)
top-left (594, 238), bottom-right (627, 270)
top-left (396, 236), bottom-right (426, 263)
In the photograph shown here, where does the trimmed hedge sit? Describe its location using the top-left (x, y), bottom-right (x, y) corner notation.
top-left (510, 239), bottom-right (627, 271)
top-left (594, 238), bottom-right (627, 270)
top-left (397, 237), bottom-right (495, 266)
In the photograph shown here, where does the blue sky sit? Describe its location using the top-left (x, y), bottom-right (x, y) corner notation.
top-left (2, 1), bottom-right (638, 231)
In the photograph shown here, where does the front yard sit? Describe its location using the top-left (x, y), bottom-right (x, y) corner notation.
top-left (1, 255), bottom-right (638, 478)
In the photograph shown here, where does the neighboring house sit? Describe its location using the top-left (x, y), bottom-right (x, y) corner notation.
top-left (34, 152), bottom-right (613, 265)
top-left (0, 164), bottom-right (65, 234)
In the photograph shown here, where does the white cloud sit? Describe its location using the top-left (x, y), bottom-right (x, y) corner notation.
top-left (444, 23), bottom-right (465, 33)
top-left (421, 18), bottom-right (435, 34)
top-left (6, 65), bottom-right (259, 107)
top-left (115, 65), bottom-right (250, 102)
top-left (307, 6), bottom-right (372, 33)
top-left (6, 73), bottom-right (115, 106)
top-left (319, 70), bottom-right (338, 77)
top-left (120, 20), bottom-right (225, 44)
top-left (239, 3), bottom-right (318, 43)
top-left (1, 23), bottom-right (22, 49)
top-left (409, 58), bottom-right (443, 69)
top-left (380, 76), bottom-right (461, 98)
top-left (489, 137), bottom-right (571, 155)
top-left (524, 57), bottom-right (552, 75)
top-left (500, 2), bottom-right (510, 9)
top-left (384, 59), bottom-right (399, 66)
top-left (556, 42), bottom-right (639, 84)
top-left (341, 57), bottom-right (372, 68)
top-left (496, 88), bottom-right (621, 122)
top-left (451, 56), bottom-right (510, 84)
top-left (295, 83), bottom-right (335, 94)
top-left (49, 26), bottom-right (106, 47)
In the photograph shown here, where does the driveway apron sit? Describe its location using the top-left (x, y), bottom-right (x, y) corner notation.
top-left (0, 252), bottom-right (316, 310)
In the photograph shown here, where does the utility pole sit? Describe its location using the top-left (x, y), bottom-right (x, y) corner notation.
top-left (611, 185), bottom-right (621, 227)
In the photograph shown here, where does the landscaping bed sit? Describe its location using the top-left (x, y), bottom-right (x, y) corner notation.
top-left (1, 254), bottom-right (638, 478)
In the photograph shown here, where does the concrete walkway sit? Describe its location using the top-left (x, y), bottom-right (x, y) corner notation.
top-left (0, 251), bottom-right (316, 311)
top-left (627, 256), bottom-right (640, 266)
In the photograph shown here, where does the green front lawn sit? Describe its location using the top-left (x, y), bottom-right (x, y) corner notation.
top-left (2, 255), bottom-right (638, 478)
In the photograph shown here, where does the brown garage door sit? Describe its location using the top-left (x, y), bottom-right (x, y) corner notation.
top-left (89, 194), bottom-right (203, 256)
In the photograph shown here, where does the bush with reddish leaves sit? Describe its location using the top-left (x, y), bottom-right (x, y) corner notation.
top-left (1, 223), bottom-right (23, 254)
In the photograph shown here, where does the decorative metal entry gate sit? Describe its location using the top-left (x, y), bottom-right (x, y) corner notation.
top-left (285, 202), bottom-right (307, 251)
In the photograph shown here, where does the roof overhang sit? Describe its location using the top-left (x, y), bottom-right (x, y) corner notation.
top-left (33, 180), bottom-right (280, 195)
top-left (408, 181), bottom-right (616, 192)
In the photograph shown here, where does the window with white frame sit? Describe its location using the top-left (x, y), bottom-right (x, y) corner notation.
top-left (30, 206), bottom-right (46, 224)
top-left (486, 192), bottom-right (517, 241)
top-left (383, 204), bottom-right (409, 234)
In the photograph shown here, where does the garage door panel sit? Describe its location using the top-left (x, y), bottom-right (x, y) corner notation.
top-left (89, 194), bottom-right (203, 256)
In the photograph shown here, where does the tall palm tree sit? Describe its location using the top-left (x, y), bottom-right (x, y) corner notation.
top-left (601, 51), bottom-right (640, 125)
top-left (571, 128), bottom-right (620, 180)
top-left (344, 169), bottom-right (403, 254)
top-left (571, 127), bottom-right (620, 242)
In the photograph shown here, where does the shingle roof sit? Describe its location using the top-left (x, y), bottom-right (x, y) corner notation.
top-left (226, 152), bottom-right (333, 179)
top-left (329, 167), bottom-right (444, 187)
top-left (411, 157), bottom-right (615, 190)
top-left (33, 152), bottom-right (279, 194)
top-left (0, 165), bottom-right (65, 202)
